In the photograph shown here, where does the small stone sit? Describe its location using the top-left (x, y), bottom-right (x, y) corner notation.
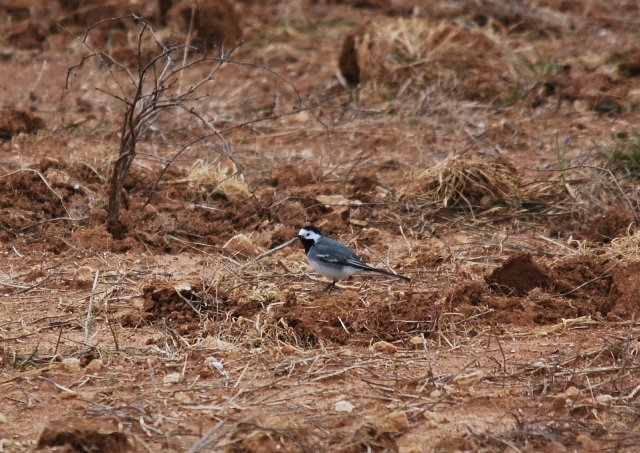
top-left (174, 392), bottom-right (193, 403)
top-left (132, 297), bottom-right (145, 309)
top-left (316, 194), bottom-right (361, 215)
top-left (334, 400), bottom-right (354, 413)
top-left (84, 359), bottom-right (103, 375)
top-left (544, 440), bottom-right (567, 453)
top-left (565, 386), bottom-right (579, 398)
top-left (174, 283), bottom-right (191, 293)
top-left (552, 393), bottom-right (568, 411)
top-left (61, 358), bottom-right (81, 373)
top-left (371, 340), bottom-right (397, 354)
top-left (163, 372), bottom-right (181, 385)
top-left (223, 234), bottom-right (260, 258)
top-left (201, 337), bottom-right (235, 351)
top-left (25, 265), bottom-right (45, 283)
top-left (381, 411), bottom-right (409, 433)
top-left (279, 344), bottom-right (299, 355)
top-left (0, 412), bottom-right (6, 423)
top-left (399, 448), bottom-right (422, 453)
top-left (60, 391), bottom-right (78, 400)
top-left (452, 370), bottom-right (484, 387)
top-left (576, 433), bottom-right (596, 450)
top-left (73, 266), bottom-right (95, 288)
top-left (423, 411), bottom-right (445, 424)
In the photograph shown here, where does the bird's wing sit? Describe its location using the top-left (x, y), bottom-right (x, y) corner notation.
top-left (344, 258), bottom-right (376, 270)
top-left (312, 238), bottom-right (362, 264)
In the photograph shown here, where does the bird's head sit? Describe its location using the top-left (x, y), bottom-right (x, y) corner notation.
top-left (296, 226), bottom-right (323, 248)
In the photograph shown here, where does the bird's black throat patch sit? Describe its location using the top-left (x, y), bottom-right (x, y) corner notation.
top-left (297, 235), bottom-right (315, 255)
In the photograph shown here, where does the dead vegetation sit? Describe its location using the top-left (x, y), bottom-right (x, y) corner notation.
top-left (179, 159), bottom-right (251, 202)
top-left (400, 154), bottom-right (519, 211)
top-left (339, 18), bottom-right (522, 101)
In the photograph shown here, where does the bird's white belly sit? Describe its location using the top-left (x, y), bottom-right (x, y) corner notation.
top-left (310, 260), bottom-right (362, 281)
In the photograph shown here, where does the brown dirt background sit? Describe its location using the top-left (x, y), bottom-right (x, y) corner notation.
top-left (1, 0), bottom-right (640, 452)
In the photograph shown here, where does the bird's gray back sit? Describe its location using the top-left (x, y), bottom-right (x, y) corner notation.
top-left (311, 237), bottom-right (362, 264)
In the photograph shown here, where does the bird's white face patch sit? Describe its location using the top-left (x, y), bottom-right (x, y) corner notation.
top-left (298, 227), bottom-right (321, 242)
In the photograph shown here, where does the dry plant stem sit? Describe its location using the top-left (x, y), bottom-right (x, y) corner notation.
top-left (139, 46), bottom-right (261, 209)
top-left (491, 326), bottom-right (508, 378)
top-left (219, 57), bottom-right (332, 144)
top-left (104, 296), bottom-right (119, 352)
top-left (28, 59), bottom-right (47, 100)
top-left (142, 133), bottom-right (217, 210)
top-left (614, 313), bottom-right (635, 381)
top-left (53, 324), bottom-right (64, 359)
top-left (237, 237), bottom-right (297, 271)
top-left (147, 358), bottom-right (157, 391)
top-left (187, 418), bottom-right (229, 453)
top-left (38, 375), bottom-right (74, 393)
top-left (84, 270), bottom-right (100, 343)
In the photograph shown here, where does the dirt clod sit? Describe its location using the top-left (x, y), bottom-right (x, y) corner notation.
top-left (608, 261), bottom-right (640, 318)
top-left (167, 0), bottom-right (242, 48)
top-left (587, 208), bottom-right (635, 243)
top-left (37, 418), bottom-right (130, 452)
top-left (486, 252), bottom-right (554, 296)
top-left (0, 109), bottom-right (45, 139)
top-left (269, 164), bottom-right (314, 188)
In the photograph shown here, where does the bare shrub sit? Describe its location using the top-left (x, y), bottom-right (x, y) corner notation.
top-left (66, 15), bottom-right (244, 237)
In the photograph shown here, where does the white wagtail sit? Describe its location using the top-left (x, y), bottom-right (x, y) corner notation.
top-left (296, 226), bottom-right (410, 293)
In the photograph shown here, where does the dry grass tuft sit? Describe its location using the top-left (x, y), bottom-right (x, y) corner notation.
top-left (342, 18), bottom-right (521, 101)
top-left (522, 166), bottom-right (625, 219)
top-left (605, 230), bottom-right (640, 261)
top-left (400, 154), bottom-right (519, 211)
top-left (71, 154), bottom-right (114, 184)
top-left (181, 158), bottom-right (250, 201)
top-left (400, 155), bottom-right (629, 221)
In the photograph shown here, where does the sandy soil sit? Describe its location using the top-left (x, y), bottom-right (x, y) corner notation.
top-left (1, 0), bottom-right (640, 451)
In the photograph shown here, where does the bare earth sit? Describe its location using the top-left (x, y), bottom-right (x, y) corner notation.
top-left (1, 0), bottom-right (640, 452)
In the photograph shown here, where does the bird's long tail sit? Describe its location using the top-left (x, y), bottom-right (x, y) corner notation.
top-left (347, 260), bottom-right (410, 281)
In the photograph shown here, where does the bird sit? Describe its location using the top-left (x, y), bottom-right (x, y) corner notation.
top-left (296, 225), bottom-right (410, 293)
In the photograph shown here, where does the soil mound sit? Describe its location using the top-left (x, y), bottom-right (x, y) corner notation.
top-left (167, 0), bottom-right (243, 48)
top-left (38, 418), bottom-right (131, 452)
top-left (486, 252), bottom-right (554, 296)
top-left (587, 208), bottom-right (635, 243)
top-left (0, 109), bottom-right (45, 139)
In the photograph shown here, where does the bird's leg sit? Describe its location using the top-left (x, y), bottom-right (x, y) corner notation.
top-left (323, 280), bottom-right (337, 294)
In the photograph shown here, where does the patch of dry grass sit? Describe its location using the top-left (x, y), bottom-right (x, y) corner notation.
top-left (180, 158), bottom-right (250, 201)
top-left (346, 18), bottom-right (522, 101)
top-left (400, 154), bottom-right (519, 211)
top-left (522, 166), bottom-right (626, 219)
top-left (606, 230), bottom-right (640, 261)
top-left (71, 153), bottom-right (114, 184)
